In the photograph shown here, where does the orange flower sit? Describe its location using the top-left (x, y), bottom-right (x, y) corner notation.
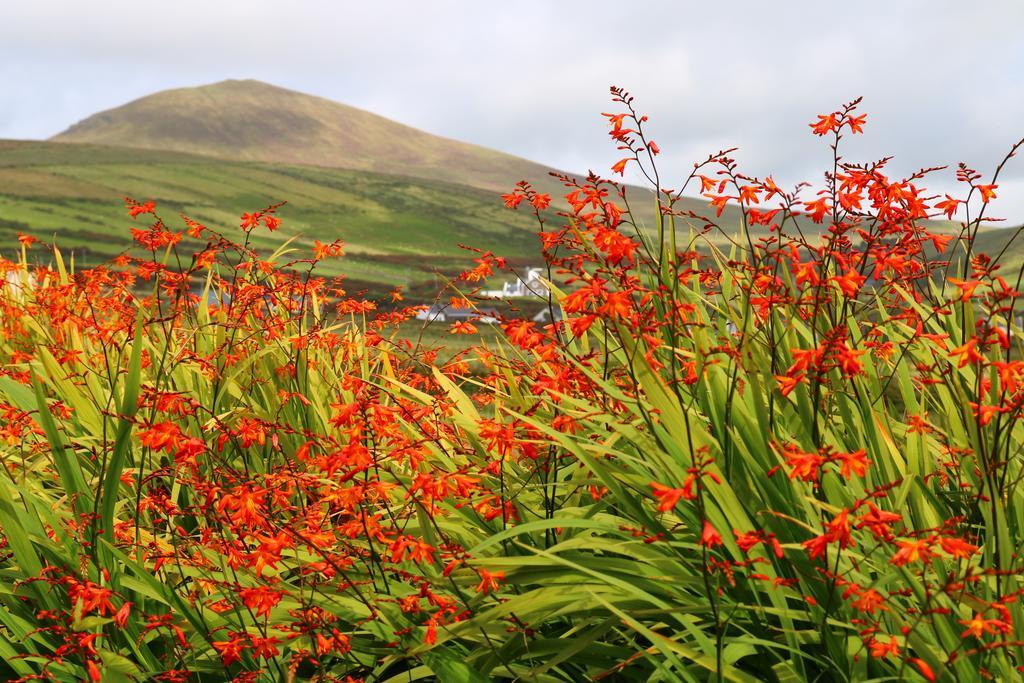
top-left (949, 339), bottom-right (983, 368)
top-left (733, 531), bottom-right (762, 553)
top-left (850, 588), bottom-right (887, 614)
top-left (833, 344), bottom-right (866, 377)
top-left (234, 417), bottom-right (267, 448)
top-left (649, 481), bottom-right (690, 511)
top-left (970, 401), bottom-right (1005, 426)
top-left (891, 538), bottom-right (935, 566)
top-left (793, 261), bottom-right (820, 286)
top-left (775, 374), bottom-right (803, 398)
top-left (948, 278), bottom-right (982, 302)
top-left (824, 509), bottom-right (853, 549)
top-left (531, 193), bottom-right (552, 210)
top-left (977, 184), bottom-right (998, 203)
top-left (707, 195), bottom-right (732, 217)
top-left (846, 113), bottom-right (867, 134)
top-left (592, 228), bottom-right (639, 265)
top-left (935, 195), bottom-right (960, 219)
top-left (240, 211), bottom-right (262, 231)
top-left (855, 503), bottom-right (902, 539)
top-left (313, 239), bottom-right (345, 259)
top-left (249, 635), bottom-right (280, 660)
top-left (907, 413), bottom-right (933, 435)
top-left (803, 533), bottom-right (830, 560)
top-left (868, 635), bottom-right (899, 659)
top-left (834, 449), bottom-right (870, 479)
top-left (238, 586), bottom-right (283, 619)
top-left (182, 215), bottom-right (206, 237)
top-left (603, 112), bottom-right (628, 131)
top-left (761, 176), bottom-right (782, 200)
top-left (195, 248), bottom-right (217, 268)
top-left (930, 232), bottom-right (954, 253)
top-left (832, 269), bottom-right (866, 298)
top-left (113, 601), bottom-right (132, 628)
top-left (450, 321), bottom-right (478, 335)
top-left (911, 659), bottom-right (936, 682)
top-left (598, 291), bottom-right (633, 319)
top-left (960, 612), bottom-right (1012, 639)
top-left (126, 198), bottom-right (156, 218)
top-left (787, 348), bottom-right (823, 374)
top-left (993, 361), bottom-right (1024, 393)
top-left (138, 421), bottom-right (183, 453)
top-left (738, 185), bottom-right (760, 205)
top-left (938, 535), bottom-right (978, 559)
top-left (804, 509), bottom-right (854, 560)
top-left (475, 568), bottom-right (504, 595)
top-left (783, 445), bottom-right (825, 482)
top-left (798, 196), bottom-right (831, 223)
top-left (700, 520), bottom-right (723, 548)
top-left (501, 192), bottom-right (524, 209)
top-left (809, 113), bottom-right (839, 136)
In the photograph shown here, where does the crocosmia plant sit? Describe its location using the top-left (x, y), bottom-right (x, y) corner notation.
top-left (1, 87), bottom-right (1023, 682)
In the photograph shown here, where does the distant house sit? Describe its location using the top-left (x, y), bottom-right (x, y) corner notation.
top-left (481, 267), bottom-right (548, 299)
top-left (3, 269), bottom-right (36, 302)
top-left (414, 304), bottom-right (500, 324)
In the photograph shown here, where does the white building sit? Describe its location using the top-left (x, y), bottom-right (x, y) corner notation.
top-left (3, 268), bottom-right (36, 302)
top-left (481, 267), bottom-right (548, 299)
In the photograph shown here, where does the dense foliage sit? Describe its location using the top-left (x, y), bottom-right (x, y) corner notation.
top-left (1, 91), bottom-right (1023, 681)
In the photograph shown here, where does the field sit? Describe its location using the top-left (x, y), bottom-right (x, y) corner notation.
top-left (0, 140), bottom-right (545, 294)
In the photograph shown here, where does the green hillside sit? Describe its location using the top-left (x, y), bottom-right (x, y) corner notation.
top-left (5, 137), bottom-right (1000, 293)
top-left (0, 140), bottom-right (544, 293)
top-left (51, 79), bottom-right (564, 196)
top-left (967, 225), bottom-right (1024, 271)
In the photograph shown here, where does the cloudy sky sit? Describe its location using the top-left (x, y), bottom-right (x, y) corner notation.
top-left (3, 0), bottom-right (1023, 220)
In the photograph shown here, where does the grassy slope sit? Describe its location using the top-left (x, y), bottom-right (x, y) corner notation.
top-left (5, 138), bottom-right (996, 293)
top-left (0, 135), bottom-right (756, 296)
top-left (966, 225), bottom-right (1024, 272)
top-left (0, 140), bottom-right (549, 293)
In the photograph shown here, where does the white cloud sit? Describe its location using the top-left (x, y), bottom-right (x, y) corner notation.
top-left (1, 0), bottom-right (1023, 219)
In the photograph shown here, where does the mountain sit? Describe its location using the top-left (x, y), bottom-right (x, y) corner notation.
top-left (51, 79), bottom-right (558, 195)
